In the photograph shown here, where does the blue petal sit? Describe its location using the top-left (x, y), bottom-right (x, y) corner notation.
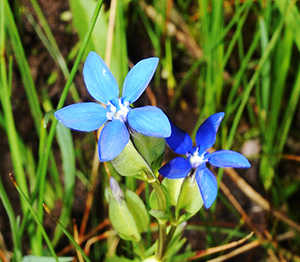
top-left (98, 120), bottom-right (129, 161)
top-left (208, 150), bottom-right (251, 168)
top-left (166, 122), bottom-right (193, 154)
top-left (196, 112), bottom-right (225, 150)
top-left (195, 167), bottom-right (218, 209)
top-left (122, 57), bottom-right (159, 103)
top-left (54, 102), bottom-right (108, 131)
top-left (127, 106), bottom-right (171, 137)
top-left (83, 51), bottom-right (119, 104)
top-left (159, 157), bottom-right (191, 179)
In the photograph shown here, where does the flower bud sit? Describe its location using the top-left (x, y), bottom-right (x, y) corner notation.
top-left (106, 178), bottom-right (149, 242)
top-left (106, 178), bottom-right (141, 242)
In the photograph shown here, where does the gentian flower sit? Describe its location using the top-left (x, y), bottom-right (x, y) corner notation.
top-left (55, 51), bottom-right (171, 161)
top-left (159, 112), bottom-right (251, 209)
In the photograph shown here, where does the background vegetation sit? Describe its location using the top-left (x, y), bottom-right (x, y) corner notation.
top-left (1, 0), bottom-right (300, 261)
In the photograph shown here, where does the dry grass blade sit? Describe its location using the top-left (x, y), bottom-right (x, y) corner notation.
top-left (79, 174), bottom-right (99, 237)
top-left (139, 1), bottom-right (203, 58)
top-left (188, 231), bottom-right (254, 260)
top-left (224, 167), bottom-right (300, 232)
top-left (189, 229), bottom-right (297, 262)
top-left (220, 181), bottom-right (263, 238)
top-left (136, 181), bottom-right (146, 196)
top-left (0, 249), bottom-right (8, 262)
top-left (106, 236), bottom-right (120, 257)
top-left (0, 233), bottom-right (10, 262)
top-left (74, 221), bottom-right (84, 262)
top-left (146, 87), bottom-right (157, 106)
top-left (58, 219), bottom-right (111, 255)
top-left (84, 231), bottom-right (117, 256)
top-left (281, 154), bottom-right (300, 162)
top-left (205, 239), bottom-right (264, 262)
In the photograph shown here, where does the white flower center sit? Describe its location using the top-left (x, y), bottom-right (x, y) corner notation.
top-left (106, 99), bottom-right (130, 122)
top-left (188, 148), bottom-right (208, 169)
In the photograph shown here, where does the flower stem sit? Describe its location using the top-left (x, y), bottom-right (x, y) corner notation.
top-left (165, 224), bottom-right (177, 248)
top-left (144, 170), bottom-right (167, 260)
top-left (148, 177), bottom-right (167, 212)
top-left (156, 220), bottom-right (167, 260)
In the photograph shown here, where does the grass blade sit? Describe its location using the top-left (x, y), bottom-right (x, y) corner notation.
top-left (9, 175), bottom-right (59, 262)
top-left (34, 0), bottom-right (105, 252)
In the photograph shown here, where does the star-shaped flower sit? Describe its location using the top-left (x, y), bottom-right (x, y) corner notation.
top-left (159, 112), bottom-right (251, 208)
top-left (55, 51), bottom-right (171, 161)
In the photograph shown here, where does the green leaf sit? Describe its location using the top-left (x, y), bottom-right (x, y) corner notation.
top-left (259, 155), bottom-right (274, 190)
top-left (149, 177), bottom-right (203, 223)
top-left (161, 178), bottom-right (184, 208)
top-left (164, 222), bottom-right (189, 260)
top-left (110, 139), bottom-right (152, 180)
top-left (69, 0), bottom-right (108, 59)
top-left (149, 178), bottom-right (183, 211)
top-left (149, 209), bottom-right (169, 221)
top-left (131, 131), bottom-right (166, 168)
top-left (52, 122), bottom-right (76, 244)
top-left (176, 177), bottom-right (203, 223)
top-left (275, 0), bottom-right (300, 51)
top-left (56, 123), bottom-right (75, 195)
top-left (125, 189), bottom-right (149, 233)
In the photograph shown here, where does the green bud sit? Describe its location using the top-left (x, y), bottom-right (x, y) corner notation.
top-left (106, 178), bottom-right (141, 242)
top-left (106, 178), bottom-right (151, 241)
top-left (109, 176), bottom-right (124, 202)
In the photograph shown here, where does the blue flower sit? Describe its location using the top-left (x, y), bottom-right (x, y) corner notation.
top-left (55, 51), bottom-right (171, 161)
top-left (159, 112), bottom-right (251, 209)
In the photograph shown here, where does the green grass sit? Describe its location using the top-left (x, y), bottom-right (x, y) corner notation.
top-left (1, 0), bottom-right (300, 261)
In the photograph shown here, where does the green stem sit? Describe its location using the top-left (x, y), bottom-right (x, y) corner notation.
top-left (148, 177), bottom-right (167, 212)
top-left (137, 240), bottom-right (146, 259)
top-left (145, 170), bottom-right (167, 261)
top-left (165, 225), bottom-right (177, 249)
top-left (156, 220), bottom-right (167, 261)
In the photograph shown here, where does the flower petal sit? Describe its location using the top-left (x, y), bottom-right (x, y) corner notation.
top-left (208, 150), bottom-right (251, 168)
top-left (83, 51), bottom-right (119, 104)
top-left (54, 102), bottom-right (108, 132)
top-left (98, 120), bottom-right (129, 161)
top-left (196, 112), bottom-right (225, 150)
top-left (122, 57), bottom-right (159, 103)
top-left (128, 106), bottom-right (171, 137)
top-left (195, 167), bottom-right (218, 209)
top-left (159, 157), bottom-right (191, 179)
top-left (166, 122), bottom-right (193, 154)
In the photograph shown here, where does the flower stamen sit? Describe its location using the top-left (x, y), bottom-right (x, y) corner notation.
top-left (188, 147), bottom-right (208, 169)
top-left (106, 99), bottom-right (130, 122)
